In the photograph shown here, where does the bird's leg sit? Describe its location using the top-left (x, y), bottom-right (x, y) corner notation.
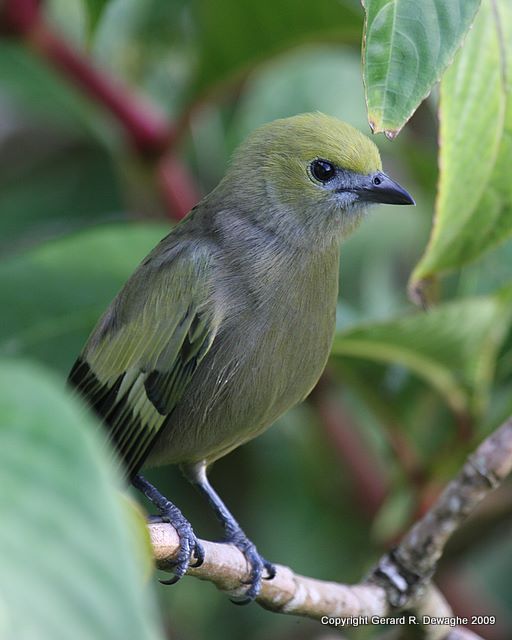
top-left (132, 474), bottom-right (205, 584)
top-left (181, 462), bottom-right (276, 603)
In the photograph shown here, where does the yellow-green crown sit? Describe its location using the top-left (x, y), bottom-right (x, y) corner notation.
top-left (242, 112), bottom-right (382, 176)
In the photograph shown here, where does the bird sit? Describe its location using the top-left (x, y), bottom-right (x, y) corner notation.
top-left (68, 112), bottom-right (414, 602)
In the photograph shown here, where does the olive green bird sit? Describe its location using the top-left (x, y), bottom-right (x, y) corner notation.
top-left (69, 113), bottom-right (414, 601)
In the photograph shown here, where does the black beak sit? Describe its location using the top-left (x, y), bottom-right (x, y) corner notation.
top-left (355, 172), bottom-right (415, 206)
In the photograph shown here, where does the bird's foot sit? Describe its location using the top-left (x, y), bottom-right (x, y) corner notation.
top-left (178, 465), bottom-right (275, 602)
top-left (225, 531), bottom-right (276, 604)
top-left (132, 475), bottom-right (204, 585)
top-left (156, 503), bottom-right (205, 585)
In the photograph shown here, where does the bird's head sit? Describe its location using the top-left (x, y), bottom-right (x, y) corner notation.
top-left (219, 113), bottom-right (414, 248)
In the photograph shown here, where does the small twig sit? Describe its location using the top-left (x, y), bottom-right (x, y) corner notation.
top-left (445, 631), bottom-right (483, 640)
top-left (410, 586), bottom-right (478, 640)
top-left (376, 419), bottom-right (512, 604)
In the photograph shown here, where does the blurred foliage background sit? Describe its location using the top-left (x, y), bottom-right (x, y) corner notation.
top-left (1, 0), bottom-right (512, 638)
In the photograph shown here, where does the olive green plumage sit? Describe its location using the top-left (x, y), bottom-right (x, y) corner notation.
top-left (69, 111), bottom-right (410, 482)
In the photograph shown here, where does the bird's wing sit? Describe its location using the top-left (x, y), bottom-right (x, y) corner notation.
top-left (68, 242), bottom-right (220, 478)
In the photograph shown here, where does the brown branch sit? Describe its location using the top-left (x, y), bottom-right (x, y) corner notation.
top-left (149, 525), bottom-right (481, 639)
top-left (150, 522), bottom-right (387, 618)
top-left (149, 418), bottom-right (512, 637)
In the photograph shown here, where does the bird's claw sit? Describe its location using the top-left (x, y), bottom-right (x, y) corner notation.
top-left (226, 534), bottom-right (275, 604)
top-left (159, 574), bottom-right (180, 586)
top-left (157, 506), bottom-right (204, 584)
top-left (191, 539), bottom-right (205, 567)
top-left (263, 560), bottom-right (276, 580)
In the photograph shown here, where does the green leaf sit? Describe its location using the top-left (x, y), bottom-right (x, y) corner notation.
top-left (45, 0), bottom-right (88, 45)
top-left (0, 224), bottom-right (167, 371)
top-left (412, 0), bottom-right (512, 282)
top-left (0, 359), bottom-right (163, 640)
top-left (189, 0), bottom-right (362, 103)
top-left (363, 0), bottom-right (481, 137)
top-left (331, 291), bottom-right (512, 416)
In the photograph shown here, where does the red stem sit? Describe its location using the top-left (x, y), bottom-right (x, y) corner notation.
top-left (158, 155), bottom-right (201, 220)
top-left (0, 0), bottom-right (40, 34)
top-left (0, 0), bottom-right (200, 219)
top-left (28, 24), bottom-right (173, 157)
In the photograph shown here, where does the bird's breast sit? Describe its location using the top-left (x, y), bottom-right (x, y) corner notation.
top-left (206, 245), bottom-right (339, 442)
top-left (246, 247), bottom-right (339, 411)
top-left (150, 243), bottom-right (340, 466)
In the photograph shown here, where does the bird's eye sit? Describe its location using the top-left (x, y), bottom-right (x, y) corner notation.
top-left (372, 175), bottom-right (382, 186)
top-left (310, 159), bottom-right (336, 183)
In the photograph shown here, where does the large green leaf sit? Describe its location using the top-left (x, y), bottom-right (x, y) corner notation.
top-left (412, 0), bottom-right (512, 283)
top-left (331, 291), bottom-right (512, 416)
top-left (0, 224), bottom-right (167, 371)
top-left (363, 0), bottom-right (481, 136)
top-left (0, 359), bottom-right (163, 640)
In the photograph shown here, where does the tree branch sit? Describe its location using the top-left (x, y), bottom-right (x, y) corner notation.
top-left (149, 418), bottom-right (512, 638)
top-left (150, 522), bottom-right (387, 617)
top-left (372, 418), bottom-right (512, 607)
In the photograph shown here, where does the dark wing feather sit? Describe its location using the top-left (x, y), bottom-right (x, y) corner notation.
top-left (68, 244), bottom-right (220, 478)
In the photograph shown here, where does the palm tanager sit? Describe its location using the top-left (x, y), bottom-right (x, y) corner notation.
top-left (69, 112), bottom-right (414, 601)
